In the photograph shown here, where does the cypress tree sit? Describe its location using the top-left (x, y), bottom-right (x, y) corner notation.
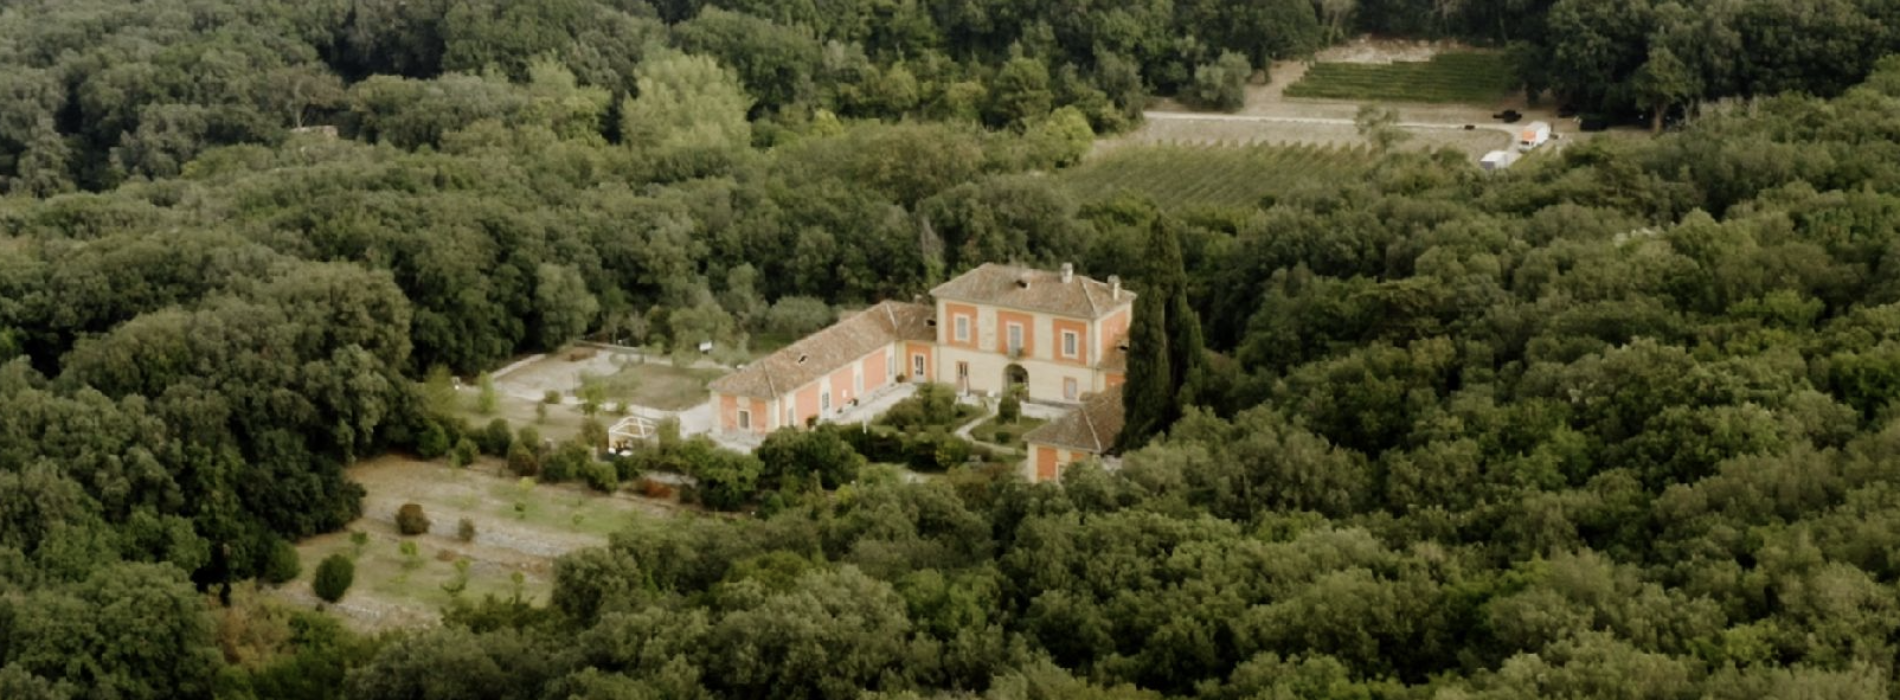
top-left (1118, 287), bottom-right (1171, 452)
top-left (1169, 292), bottom-right (1207, 408)
top-left (1117, 216), bottom-right (1208, 451)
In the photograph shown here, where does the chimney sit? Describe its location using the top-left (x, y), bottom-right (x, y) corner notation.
top-left (1061, 262), bottom-right (1074, 283)
top-left (1109, 275), bottom-right (1121, 300)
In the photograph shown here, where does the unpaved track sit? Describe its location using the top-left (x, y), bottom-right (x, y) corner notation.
top-left (1112, 43), bottom-right (1559, 159)
top-left (1144, 110), bottom-right (1517, 134)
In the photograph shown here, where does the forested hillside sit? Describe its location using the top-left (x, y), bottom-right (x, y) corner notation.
top-left (6, 0), bottom-right (1900, 698)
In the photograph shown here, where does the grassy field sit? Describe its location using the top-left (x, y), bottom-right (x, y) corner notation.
top-left (1285, 51), bottom-right (1514, 104)
top-left (1060, 143), bottom-right (1378, 209)
top-left (279, 455), bottom-right (682, 631)
top-left (579, 361), bottom-right (728, 412)
top-left (295, 529), bottom-right (540, 619)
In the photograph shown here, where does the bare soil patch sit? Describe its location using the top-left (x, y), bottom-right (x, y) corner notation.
top-left (1313, 37), bottom-right (1460, 64)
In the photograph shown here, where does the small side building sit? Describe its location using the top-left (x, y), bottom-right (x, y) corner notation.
top-left (707, 300), bottom-right (936, 435)
top-left (1479, 149), bottom-right (1520, 172)
top-left (1021, 386), bottom-right (1124, 483)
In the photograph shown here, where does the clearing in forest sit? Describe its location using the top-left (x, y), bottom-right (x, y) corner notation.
top-left (1285, 51), bottom-right (1515, 104)
top-left (1058, 142), bottom-right (1378, 210)
top-left (275, 455), bottom-right (685, 631)
top-left (449, 347), bottom-right (728, 444)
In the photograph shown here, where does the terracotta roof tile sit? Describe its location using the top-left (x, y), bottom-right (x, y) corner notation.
top-left (1023, 386), bottom-right (1124, 454)
top-left (709, 301), bottom-right (933, 399)
top-left (930, 263), bottom-right (1132, 319)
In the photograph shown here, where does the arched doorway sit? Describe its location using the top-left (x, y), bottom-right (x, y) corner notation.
top-left (1005, 364), bottom-right (1028, 393)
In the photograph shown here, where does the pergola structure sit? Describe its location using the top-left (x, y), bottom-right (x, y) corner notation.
top-left (607, 414), bottom-right (657, 454)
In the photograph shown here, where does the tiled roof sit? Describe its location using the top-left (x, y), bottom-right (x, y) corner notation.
top-left (930, 263), bottom-right (1132, 319)
top-left (709, 301), bottom-right (933, 399)
top-left (1023, 386), bottom-right (1124, 454)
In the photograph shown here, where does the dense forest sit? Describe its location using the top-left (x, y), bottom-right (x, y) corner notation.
top-left (7, 0), bottom-right (1900, 698)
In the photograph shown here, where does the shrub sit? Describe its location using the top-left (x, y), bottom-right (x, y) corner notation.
top-left (843, 425), bottom-right (908, 464)
top-left (610, 450), bottom-right (647, 481)
top-left (396, 503), bottom-right (431, 536)
top-left (582, 460), bottom-right (618, 492)
top-left (764, 296), bottom-right (834, 336)
top-left (657, 416), bottom-right (682, 448)
top-left (450, 438), bottom-right (478, 468)
top-left (879, 383), bottom-right (971, 430)
top-left (757, 426), bottom-right (866, 491)
top-left (508, 441), bottom-right (541, 477)
top-left (416, 421), bottom-right (450, 459)
top-left (262, 538), bottom-right (302, 584)
top-left (679, 439), bottom-right (762, 511)
top-left (580, 417), bottom-right (608, 450)
top-left (999, 393), bottom-right (1022, 423)
top-left (399, 540), bottom-right (422, 569)
top-left (906, 430), bottom-right (974, 472)
top-left (1188, 51), bottom-right (1250, 111)
top-left (636, 478), bottom-right (676, 499)
top-left (544, 440), bottom-right (593, 483)
top-left (442, 558), bottom-right (471, 596)
top-left (313, 554), bottom-right (355, 603)
top-left (475, 372), bottom-right (498, 415)
top-left (457, 517), bottom-right (477, 543)
top-left (543, 389), bottom-right (563, 404)
top-left (478, 418), bottom-right (513, 456)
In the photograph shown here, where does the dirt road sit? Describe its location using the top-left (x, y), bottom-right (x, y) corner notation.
top-left (1107, 43), bottom-right (1558, 158)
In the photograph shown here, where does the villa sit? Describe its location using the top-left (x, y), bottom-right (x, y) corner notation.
top-left (707, 262), bottom-right (1133, 481)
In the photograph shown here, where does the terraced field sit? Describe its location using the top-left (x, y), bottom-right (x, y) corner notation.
top-left (1059, 143), bottom-right (1378, 210)
top-left (1285, 51), bottom-right (1514, 104)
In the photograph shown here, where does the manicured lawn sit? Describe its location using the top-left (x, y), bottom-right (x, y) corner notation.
top-left (967, 415), bottom-right (1048, 450)
top-left (582, 360), bottom-right (727, 411)
top-left (1285, 51), bottom-right (1515, 104)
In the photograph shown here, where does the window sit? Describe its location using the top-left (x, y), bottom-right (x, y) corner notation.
top-left (1062, 331), bottom-right (1078, 358)
top-left (1007, 323), bottom-right (1023, 355)
top-left (956, 362), bottom-right (969, 380)
top-left (785, 407), bottom-right (795, 427)
top-left (821, 390), bottom-right (832, 412)
top-left (955, 315), bottom-right (969, 342)
top-left (1064, 377), bottom-right (1079, 400)
top-left (738, 410), bottom-right (751, 430)
top-left (912, 354), bottom-right (925, 377)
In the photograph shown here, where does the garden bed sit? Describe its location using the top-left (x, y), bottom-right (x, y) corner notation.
top-left (967, 415), bottom-right (1048, 450)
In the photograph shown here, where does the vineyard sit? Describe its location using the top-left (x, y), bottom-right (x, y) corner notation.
top-left (1285, 51), bottom-right (1514, 104)
top-left (1059, 143), bottom-right (1378, 210)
